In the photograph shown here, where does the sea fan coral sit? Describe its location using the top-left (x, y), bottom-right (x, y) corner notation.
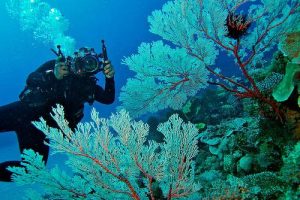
top-left (9, 105), bottom-right (201, 199)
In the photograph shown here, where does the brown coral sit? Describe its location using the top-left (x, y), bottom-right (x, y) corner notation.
top-left (280, 31), bottom-right (300, 59)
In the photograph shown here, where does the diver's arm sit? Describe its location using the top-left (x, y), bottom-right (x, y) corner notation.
top-left (34, 60), bottom-right (56, 73)
top-left (94, 77), bottom-right (115, 104)
top-left (26, 60), bottom-right (55, 88)
top-left (26, 72), bottom-right (47, 88)
top-left (19, 60), bottom-right (57, 106)
top-left (26, 60), bottom-right (56, 88)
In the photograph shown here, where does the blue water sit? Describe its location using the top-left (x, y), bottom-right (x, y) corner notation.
top-left (0, 0), bottom-right (166, 199)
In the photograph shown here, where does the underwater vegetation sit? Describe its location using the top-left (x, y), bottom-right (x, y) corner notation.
top-left (5, 0), bottom-right (300, 199)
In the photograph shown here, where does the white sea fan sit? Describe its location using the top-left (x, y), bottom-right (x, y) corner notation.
top-left (9, 105), bottom-right (200, 199)
top-left (119, 41), bottom-right (209, 117)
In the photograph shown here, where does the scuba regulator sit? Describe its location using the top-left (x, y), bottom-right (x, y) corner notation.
top-left (51, 40), bottom-right (109, 76)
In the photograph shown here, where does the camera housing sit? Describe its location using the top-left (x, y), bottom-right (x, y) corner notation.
top-left (52, 41), bottom-right (108, 77)
top-left (71, 47), bottom-right (103, 76)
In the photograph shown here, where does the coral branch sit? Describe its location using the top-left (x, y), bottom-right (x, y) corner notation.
top-left (72, 151), bottom-right (140, 200)
top-left (134, 156), bottom-right (155, 200)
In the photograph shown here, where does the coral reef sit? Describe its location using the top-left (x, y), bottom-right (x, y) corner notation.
top-left (120, 0), bottom-right (300, 119)
top-left (10, 101), bottom-right (300, 199)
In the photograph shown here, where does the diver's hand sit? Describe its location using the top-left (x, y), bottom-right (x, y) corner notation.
top-left (103, 61), bottom-right (115, 78)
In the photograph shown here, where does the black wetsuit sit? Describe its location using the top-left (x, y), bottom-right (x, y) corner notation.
top-left (0, 60), bottom-right (115, 182)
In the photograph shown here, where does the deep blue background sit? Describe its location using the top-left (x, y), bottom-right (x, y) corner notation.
top-left (0, 1), bottom-right (166, 198)
top-left (0, 0), bottom-right (166, 111)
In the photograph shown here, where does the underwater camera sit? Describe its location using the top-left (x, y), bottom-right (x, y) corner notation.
top-left (51, 40), bottom-right (109, 76)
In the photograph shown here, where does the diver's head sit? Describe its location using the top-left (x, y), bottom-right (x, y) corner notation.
top-left (71, 47), bottom-right (102, 76)
top-left (54, 56), bottom-right (70, 80)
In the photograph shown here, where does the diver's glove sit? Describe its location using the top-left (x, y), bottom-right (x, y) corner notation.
top-left (103, 61), bottom-right (115, 78)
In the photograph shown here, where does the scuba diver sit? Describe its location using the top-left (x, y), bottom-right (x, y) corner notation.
top-left (0, 41), bottom-right (115, 182)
